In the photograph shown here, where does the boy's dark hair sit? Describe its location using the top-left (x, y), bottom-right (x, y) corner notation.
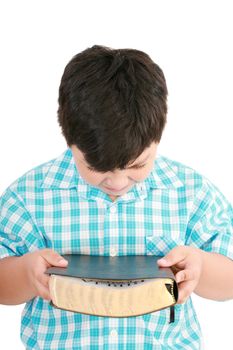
top-left (58, 45), bottom-right (168, 172)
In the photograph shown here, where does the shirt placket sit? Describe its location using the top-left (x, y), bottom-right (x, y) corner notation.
top-left (103, 201), bottom-right (121, 347)
top-left (104, 202), bottom-right (119, 257)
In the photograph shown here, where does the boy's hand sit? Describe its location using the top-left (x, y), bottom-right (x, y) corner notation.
top-left (157, 246), bottom-right (203, 304)
top-left (23, 249), bottom-right (68, 301)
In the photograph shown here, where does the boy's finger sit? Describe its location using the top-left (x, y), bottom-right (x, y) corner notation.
top-left (34, 280), bottom-right (51, 301)
top-left (37, 271), bottom-right (50, 288)
top-left (176, 280), bottom-right (196, 304)
top-left (175, 269), bottom-right (195, 283)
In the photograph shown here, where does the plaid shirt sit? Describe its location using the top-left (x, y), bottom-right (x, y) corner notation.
top-left (0, 148), bottom-right (233, 350)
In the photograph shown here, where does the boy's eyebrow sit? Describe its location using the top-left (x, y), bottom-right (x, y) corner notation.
top-left (127, 154), bottom-right (150, 168)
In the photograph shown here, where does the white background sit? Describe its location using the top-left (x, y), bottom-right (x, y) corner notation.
top-left (0, 1), bottom-right (233, 349)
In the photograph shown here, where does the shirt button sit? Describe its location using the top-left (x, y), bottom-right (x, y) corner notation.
top-left (110, 329), bottom-right (118, 338)
top-left (110, 248), bottom-right (117, 257)
top-left (110, 206), bottom-right (117, 213)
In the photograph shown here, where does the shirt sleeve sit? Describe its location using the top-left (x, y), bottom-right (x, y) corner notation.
top-left (0, 188), bottom-right (46, 259)
top-left (185, 179), bottom-right (233, 261)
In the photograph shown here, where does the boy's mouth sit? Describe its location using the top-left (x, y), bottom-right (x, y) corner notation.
top-left (103, 185), bottom-right (128, 192)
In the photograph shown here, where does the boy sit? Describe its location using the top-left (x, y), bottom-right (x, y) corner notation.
top-left (0, 45), bottom-right (233, 349)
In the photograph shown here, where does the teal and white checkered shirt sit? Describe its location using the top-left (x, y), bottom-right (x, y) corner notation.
top-left (1, 148), bottom-right (233, 349)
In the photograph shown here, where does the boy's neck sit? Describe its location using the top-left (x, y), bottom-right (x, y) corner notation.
top-left (109, 195), bottom-right (118, 202)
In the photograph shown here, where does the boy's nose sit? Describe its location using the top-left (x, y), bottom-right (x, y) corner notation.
top-left (104, 173), bottom-right (129, 191)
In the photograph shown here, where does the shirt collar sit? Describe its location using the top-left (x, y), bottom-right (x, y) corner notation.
top-left (146, 155), bottom-right (184, 190)
top-left (41, 148), bottom-right (80, 189)
top-left (41, 149), bottom-right (184, 194)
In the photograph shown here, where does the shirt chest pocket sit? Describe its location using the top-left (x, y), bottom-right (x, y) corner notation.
top-left (145, 234), bottom-right (184, 257)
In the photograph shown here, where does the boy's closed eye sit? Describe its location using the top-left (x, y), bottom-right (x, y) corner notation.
top-left (128, 163), bottom-right (146, 170)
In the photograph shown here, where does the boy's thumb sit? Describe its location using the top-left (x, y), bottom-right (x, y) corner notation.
top-left (56, 257), bottom-right (68, 266)
top-left (41, 249), bottom-right (68, 267)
